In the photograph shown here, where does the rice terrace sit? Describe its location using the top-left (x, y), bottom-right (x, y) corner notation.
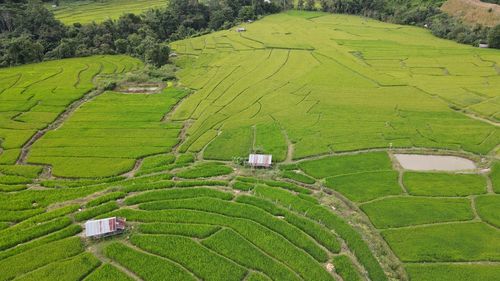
top-left (0, 0), bottom-right (499, 281)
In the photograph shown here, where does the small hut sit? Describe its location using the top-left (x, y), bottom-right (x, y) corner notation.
top-left (248, 154), bottom-right (272, 168)
top-left (236, 27), bottom-right (247, 32)
top-left (85, 217), bottom-right (126, 238)
top-left (479, 43), bottom-right (489, 48)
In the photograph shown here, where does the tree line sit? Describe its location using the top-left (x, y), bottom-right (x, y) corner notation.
top-left (0, 0), bottom-right (282, 67)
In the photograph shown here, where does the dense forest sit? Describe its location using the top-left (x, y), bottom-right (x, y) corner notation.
top-left (0, 0), bottom-right (499, 67)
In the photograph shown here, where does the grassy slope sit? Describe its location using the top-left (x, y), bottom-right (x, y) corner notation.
top-left (171, 11), bottom-right (499, 161)
top-left (49, 0), bottom-right (167, 25)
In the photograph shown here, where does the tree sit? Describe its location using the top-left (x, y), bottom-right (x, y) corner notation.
top-left (305, 0), bottom-right (315, 11)
top-left (144, 41), bottom-right (170, 67)
top-left (114, 38), bottom-right (127, 54)
top-left (5, 35), bottom-right (43, 65)
top-left (238, 6), bottom-right (255, 21)
top-left (488, 24), bottom-right (500, 49)
top-left (297, 0), bottom-right (304, 10)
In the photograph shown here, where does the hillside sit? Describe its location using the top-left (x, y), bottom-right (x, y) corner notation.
top-left (0, 11), bottom-right (499, 281)
top-left (49, 0), bottom-right (167, 24)
top-left (441, 0), bottom-right (500, 27)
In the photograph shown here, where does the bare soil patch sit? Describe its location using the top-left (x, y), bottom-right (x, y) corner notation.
top-left (441, 0), bottom-right (500, 27)
top-left (116, 82), bottom-right (165, 94)
top-left (394, 154), bottom-right (477, 171)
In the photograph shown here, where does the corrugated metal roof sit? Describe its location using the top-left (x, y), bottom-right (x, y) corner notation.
top-left (85, 217), bottom-right (125, 237)
top-left (248, 154), bottom-right (272, 167)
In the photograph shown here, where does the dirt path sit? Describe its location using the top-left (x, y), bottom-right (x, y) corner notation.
top-left (460, 111), bottom-right (499, 128)
top-left (470, 196), bottom-right (480, 220)
top-left (484, 172), bottom-right (494, 194)
top-left (280, 127), bottom-right (294, 163)
top-left (318, 189), bottom-right (408, 281)
top-left (285, 136), bottom-right (294, 163)
top-left (122, 159), bottom-right (144, 179)
top-left (16, 88), bottom-right (104, 165)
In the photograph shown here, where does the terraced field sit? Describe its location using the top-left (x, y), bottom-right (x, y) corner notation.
top-left (0, 11), bottom-right (499, 281)
top-left (172, 11), bottom-right (499, 160)
top-left (49, 0), bottom-right (167, 24)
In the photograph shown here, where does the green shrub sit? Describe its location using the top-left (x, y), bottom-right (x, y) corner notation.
top-left (488, 24), bottom-right (500, 49)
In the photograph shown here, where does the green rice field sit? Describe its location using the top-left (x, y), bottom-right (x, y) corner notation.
top-left (0, 10), bottom-right (498, 281)
top-left (49, 0), bottom-right (167, 25)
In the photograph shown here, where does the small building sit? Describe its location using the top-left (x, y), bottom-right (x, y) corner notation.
top-left (85, 217), bottom-right (126, 238)
top-left (236, 27), bottom-right (246, 33)
top-left (479, 43), bottom-right (489, 48)
top-left (248, 154), bottom-right (272, 168)
top-left (169, 52), bottom-right (178, 58)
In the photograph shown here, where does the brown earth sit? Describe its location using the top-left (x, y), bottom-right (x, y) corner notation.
top-left (441, 0), bottom-right (500, 27)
